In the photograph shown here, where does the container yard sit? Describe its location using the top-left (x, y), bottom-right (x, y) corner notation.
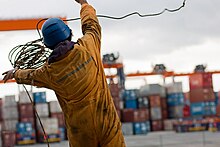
top-left (1, 62), bottom-right (220, 146)
top-left (1, 0), bottom-right (220, 147)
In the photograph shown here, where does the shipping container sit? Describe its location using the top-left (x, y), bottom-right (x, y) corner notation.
top-left (49, 101), bottom-right (62, 113)
top-left (124, 99), bottom-right (137, 109)
top-left (149, 95), bottom-right (161, 107)
top-left (137, 97), bottom-right (149, 108)
top-left (189, 73), bottom-right (213, 89)
top-left (151, 120), bottom-right (163, 131)
top-left (167, 93), bottom-right (184, 106)
top-left (33, 92), bottom-right (46, 103)
top-left (161, 98), bottom-right (167, 110)
top-left (51, 113), bottom-right (65, 127)
top-left (36, 118), bottom-right (59, 135)
top-left (35, 103), bottom-right (49, 117)
top-left (190, 102), bottom-right (205, 116)
top-left (166, 82), bottom-right (183, 94)
top-left (122, 89), bottom-right (138, 100)
top-left (204, 101), bottom-right (216, 116)
top-left (20, 117), bottom-right (35, 129)
top-left (150, 107), bottom-right (162, 120)
top-left (16, 122), bottom-right (36, 145)
top-left (190, 88), bottom-right (215, 103)
top-left (1, 131), bottom-right (16, 147)
top-left (122, 123), bottom-right (133, 135)
top-left (3, 95), bottom-right (17, 107)
top-left (18, 103), bottom-right (34, 118)
top-left (2, 106), bottom-right (18, 120)
top-left (163, 119), bottom-right (177, 131)
top-left (19, 91), bottom-right (33, 104)
top-left (139, 84), bottom-right (166, 97)
top-left (133, 121), bottom-right (150, 135)
top-left (2, 119), bottom-right (18, 131)
top-left (59, 127), bottom-right (67, 141)
top-left (168, 105), bottom-right (184, 118)
top-left (122, 109), bottom-right (149, 122)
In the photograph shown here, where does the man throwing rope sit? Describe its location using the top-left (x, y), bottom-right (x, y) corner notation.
top-left (2, 0), bottom-right (126, 146)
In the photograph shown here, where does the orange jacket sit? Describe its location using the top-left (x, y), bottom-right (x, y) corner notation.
top-left (14, 4), bottom-right (125, 147)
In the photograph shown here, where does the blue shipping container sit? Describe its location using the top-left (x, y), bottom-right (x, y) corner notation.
top-left (123, 89), bottom-right (138, 100)
top-left (133, 121), bottom-right (151, 135)
top-left (33, 92), bottom-right (46, 103)
top-left (204, 102), bottom-right (216, 116)
top-left (190, 102), bottom-right (205, 116)
top-left (125, 99), bottom-right (137, 109)
top-left (16, 122), bottom-right (34, 136)
top-left (167, 93), bottom-right (184, 106)
top-left (59, 127), bottom-right (66, 141)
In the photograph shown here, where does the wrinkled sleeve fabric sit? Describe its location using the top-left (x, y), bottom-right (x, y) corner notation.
top-left (14, 65), bottom-right (51, 89)
top-left (79, 4), bottom-right (102, 61)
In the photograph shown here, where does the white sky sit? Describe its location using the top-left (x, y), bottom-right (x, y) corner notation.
top-left (0, 0), bottom-right (220, 101)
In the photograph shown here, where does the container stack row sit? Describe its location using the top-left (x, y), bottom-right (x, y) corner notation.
top-left (0, 91), bottom-right (66, 146)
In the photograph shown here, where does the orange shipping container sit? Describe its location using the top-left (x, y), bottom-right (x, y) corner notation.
top-left (189, 73), bottom-right (213, 90)
top-left (149, 95), bottom-right (161, 107)
top-left (190, 88), bottom-right (215, 103)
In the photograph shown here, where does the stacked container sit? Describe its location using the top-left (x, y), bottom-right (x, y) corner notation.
top-left (189, 73), bottom-right (215, 117)
top-left (109, 83), bottom-right (123, 120)
top-left (1, 95), bottom-right (18, 146)
top-left (34, 92), bottom-right (60, 143)
top-left (17, 91), bottom-right (36, 144)
top-left (121, 89), bottom-right (150, 135)
top-left (139, 84), bottom-right (166, 132)
top-left (16, 122), bottom-right (36, 145)
top-left (49, 101), bottom-right (66, 141)
top-left (166, 82), bottom-right (184, 119)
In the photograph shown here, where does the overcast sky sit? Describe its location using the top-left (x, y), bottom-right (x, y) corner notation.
top-left (0, 0), bottom-right (220, 99)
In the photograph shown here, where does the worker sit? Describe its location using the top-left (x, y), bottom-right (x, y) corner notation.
top-left (2, 0), bottom-right (126, 146)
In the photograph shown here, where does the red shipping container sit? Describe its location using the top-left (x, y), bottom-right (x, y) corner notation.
top-left (189, 73), bottom-right (213, 89)
top-left (151, 120), bottom-right (163, 131)
top-left (20, 117), bottom-right (35, 128)
top-left (113, 97), bottom-right (121, 110)
top-left (190, 88), bottom-right (215, 102)
top-left (161, 98), bottom-right (167, 110)
top-left (183, 105), bottom-right (190, 117)
top-left (122, 109), bottom-right (149, 122)
top-left (51, 112), bottom-right (65, 127)
top-left (216, 105), bottom-right (220, 116)
top-left (149, 95), bottom-right (161, 107)
top-left (18, 103), bottom-right (34, 118)
top-left (162, 109), bottom-right (168, 119)
top-left (2, 131), bottom-right (16, 147)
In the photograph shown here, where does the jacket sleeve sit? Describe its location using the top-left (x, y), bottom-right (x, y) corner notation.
top-left (79, 4), bottom-right (101, 55)
top-left (14, 64), bottom-right (51, 89)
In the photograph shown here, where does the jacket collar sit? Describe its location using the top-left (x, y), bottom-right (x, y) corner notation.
top-left (48, 40), bottom-right (75, 64)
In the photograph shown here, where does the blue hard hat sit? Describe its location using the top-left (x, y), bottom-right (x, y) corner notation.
top-left (42, 18), bottom-right (71, 48)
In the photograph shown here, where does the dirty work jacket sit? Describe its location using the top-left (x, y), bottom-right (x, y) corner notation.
top-left (14, 3), bottom-right (126, 147)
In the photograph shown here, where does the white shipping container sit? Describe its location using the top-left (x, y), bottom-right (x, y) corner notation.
top-left (3, 95), bottom-right (17, 107)
top-left (122, 123), bottom-right (133, 135)
top-left (37, 118), bottom-right (59, 134)
top-left (36, 103), bottom-right (49, 117)
top-left (163, 119), bottom-right (177, 131)
top-left (150, 107), bottom-right (162, 120)
top-left (49, 101), bottom-right (62, 113)
top-left (2, 106), bottom-right (18, 120)
top-left (139, 84), bottom-right (166, 97)
top-left (2, 120), bottom-right (18, 131)
top-left (19, 91), bottom-right (33, 104)
top-left (166, 82), bottom-right (183, 94)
